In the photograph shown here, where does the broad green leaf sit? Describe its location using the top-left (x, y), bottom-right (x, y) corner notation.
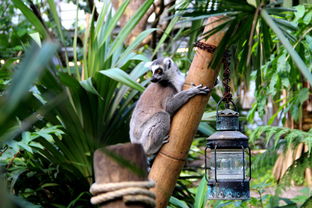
top-left (277, 53), bottom-right (290, 72)
top-left (268, 73), bottom-right (279, 95)
top-left (94, 0), bottom-right (111, 38)
top-left (303, 11), bottom-right (312, 25)
top-left (41, 183), bottom-right (59, 188)
top-left (80, 78), bottom-right (102, 98)
top-left (1, 42), bottom-right (58, 118)
top-left (298, 88), bottom-right (309, 104)
top-left (29, 32), bottom-right (41, 47)
top-left (198, 122), bottom-right (215, 136)
top-left (10, 196), bottom-right (41, 208)
top-left (117, 53), bottom-right (148, 67)
top-left (201, 111), bottom-right (217, 121)
top-left (130, 62), bottom-right (150, 79)
top-left (12, 0), bottom-right (48, 38)
top-left (18, 142), bottom-right (33, 153)
top-left (73, 0), bottom-right (80, 79)
top-left (47, 0), bottom-right (64, 42)
top-left (100, 68), bottom-right (145, 92)
top-left (268, 110), bottom-right (279, 125)
top-left (169, 196), bottom-right (189, 208)
top-left (247, 0), bottom-right (257, 7)
top-left (82, 7), bottom-right (93, 79)
top-left (35, 141), bottom-right (62, 165)
top-left (117, 28), bottom-right (158, 67)
top-left (273, 18), bottom-right (297, 31)
top-left (21, 131), bottom-right (32, 143)
top-left (261, 9), bottom-right (312, 86)
top-left (281, 77), bottom-right (290, 88)
top-left (261, 19), bottom-right (273, 60)
top-left (294, 5), bottom-right (305, 21)
top-left (194, 177), bottom-right (208, 208)
top-left (98, 0), bottom-right (130, 47)
top-left (36, 132), bottom-right (54, 143)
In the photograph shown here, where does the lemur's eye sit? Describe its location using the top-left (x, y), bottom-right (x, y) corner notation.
top-left (155, 68), bottom-right (163, 75)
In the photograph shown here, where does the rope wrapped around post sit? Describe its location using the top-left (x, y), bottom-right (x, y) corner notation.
top-left (90, 180), bottom-right (156, 207)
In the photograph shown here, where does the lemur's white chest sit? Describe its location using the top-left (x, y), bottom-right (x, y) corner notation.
top-left (170, 73), bottom-right (185, 92)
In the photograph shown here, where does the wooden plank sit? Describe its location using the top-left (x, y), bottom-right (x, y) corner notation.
top-left (93, 143), bottom-right (148, 208)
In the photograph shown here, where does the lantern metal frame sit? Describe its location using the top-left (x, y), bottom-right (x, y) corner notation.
top-left (204, 99), bottom-right (251, 200)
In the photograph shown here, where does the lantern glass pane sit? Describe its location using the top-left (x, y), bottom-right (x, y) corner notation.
top-left (206, 149), bottom-right (249, 180)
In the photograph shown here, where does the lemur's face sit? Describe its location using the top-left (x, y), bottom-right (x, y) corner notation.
top-left (150, 58), bottom-right (174, 83)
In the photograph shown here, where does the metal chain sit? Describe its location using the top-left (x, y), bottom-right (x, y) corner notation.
top-left (194, 41), bottom-right (232, 106)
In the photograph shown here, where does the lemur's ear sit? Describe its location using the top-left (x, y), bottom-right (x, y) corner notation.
top-left (163, 57), bottom-right (172, 70)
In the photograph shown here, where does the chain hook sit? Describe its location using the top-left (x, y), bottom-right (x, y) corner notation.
top-left (194, 41), bottom-right (233, 108)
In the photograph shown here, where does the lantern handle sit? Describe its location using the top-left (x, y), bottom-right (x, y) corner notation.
top-left (204, 145), bottom-right (209, 183)
top-left (248, 147), bottom-right (252, 182)
top-left (241, 145), bottom-right (245, 182)
top-left (216, 97), bottom-right (238, 117)
top-left (214, 145), bottom-right (218, 183)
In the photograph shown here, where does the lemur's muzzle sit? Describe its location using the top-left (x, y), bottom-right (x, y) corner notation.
top-left (151, 76), bottom-right (160, 82)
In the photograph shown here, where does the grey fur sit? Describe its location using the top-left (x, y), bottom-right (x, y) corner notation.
top-left (130, 58), bottom-right (210, 156)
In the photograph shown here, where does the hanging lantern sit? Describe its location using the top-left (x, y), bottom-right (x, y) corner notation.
top-left (196, 41), bottom-right (251, 199)
top-left (205, 101), bottom-right (251, 200)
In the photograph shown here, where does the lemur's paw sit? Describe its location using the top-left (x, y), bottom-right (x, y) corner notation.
top-left (162, 135), bottom-right (169, 144)
top-left (192, 84), bottom-right (210, 94)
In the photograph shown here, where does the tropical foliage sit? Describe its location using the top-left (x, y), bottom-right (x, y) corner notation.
top-left (1, 0), bottom-right (154, 206)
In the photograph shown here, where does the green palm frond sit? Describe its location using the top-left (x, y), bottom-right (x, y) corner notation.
top-left (178, 0), bottom-right (312, 85)
top-left (251, 125), bottom-right (312, 186)
top-left (250, 125), bottom-right (312, 153)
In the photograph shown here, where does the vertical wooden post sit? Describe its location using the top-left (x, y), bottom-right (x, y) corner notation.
top-left (93, 143), bottom-right (148, 208)
top-left (148, 16), bottom-right (227, 208)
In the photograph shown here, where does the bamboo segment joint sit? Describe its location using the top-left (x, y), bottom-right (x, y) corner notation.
top-left (90, 181), bottom-right (156, 207)
top-left (159, 151), bottom-right (186, 162)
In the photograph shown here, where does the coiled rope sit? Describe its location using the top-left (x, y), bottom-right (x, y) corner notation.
top-left (90, 180), bottom-right (156, 207)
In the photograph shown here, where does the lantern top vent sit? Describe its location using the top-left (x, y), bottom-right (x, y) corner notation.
top-left (216, 108), bottom-right (240, 131)
top-left (218, 109), bottom-right (239, 117)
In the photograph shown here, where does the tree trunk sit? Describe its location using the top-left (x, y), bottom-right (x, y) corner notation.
top-left (148, 16), bottom-right (227, 208)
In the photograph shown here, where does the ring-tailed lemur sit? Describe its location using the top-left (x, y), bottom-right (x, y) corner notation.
top-left (130, 57), bottom-right (210, 156)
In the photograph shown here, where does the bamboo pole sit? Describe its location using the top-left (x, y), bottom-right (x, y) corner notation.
top-left (148, 16), bottom-right (227, 208)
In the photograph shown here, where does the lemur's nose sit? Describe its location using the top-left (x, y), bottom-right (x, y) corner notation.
top-left (151, 76), bottom-right (160, 82)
